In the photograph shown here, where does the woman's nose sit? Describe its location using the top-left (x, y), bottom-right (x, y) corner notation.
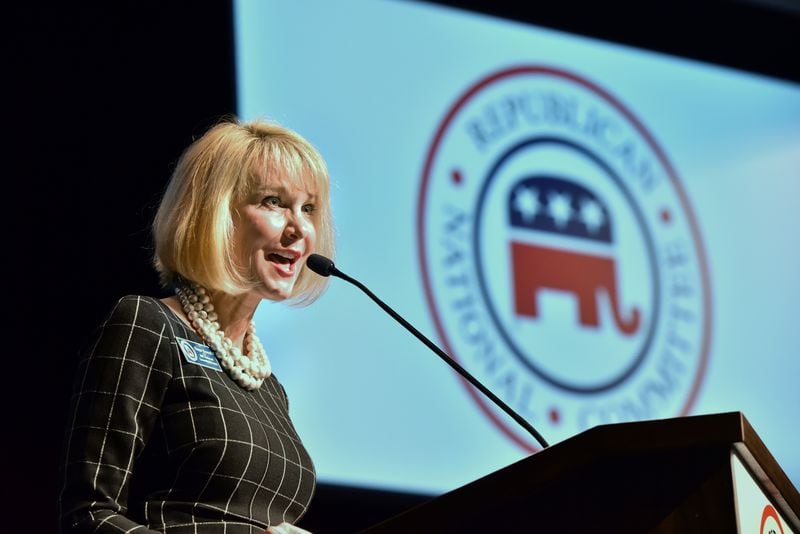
top-left (283, 209), bottom-right (307, 242)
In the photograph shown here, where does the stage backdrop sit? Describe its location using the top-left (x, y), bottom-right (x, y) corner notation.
top-left (234, 0), bottom-right (800, 495)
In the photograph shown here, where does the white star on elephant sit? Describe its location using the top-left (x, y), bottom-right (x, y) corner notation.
top-left (513, 186), bottom-right (540, 222)
top-left (578, 198), bottom-right (605, 233)
top-left (547, 191), bottom-right (573, 228)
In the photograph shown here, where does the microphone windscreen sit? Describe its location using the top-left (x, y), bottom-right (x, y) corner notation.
top-left (306, 254), bottom-right (335, 277)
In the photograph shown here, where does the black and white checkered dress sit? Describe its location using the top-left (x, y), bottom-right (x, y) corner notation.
top-left (59, 296), bottom-right (316, 533)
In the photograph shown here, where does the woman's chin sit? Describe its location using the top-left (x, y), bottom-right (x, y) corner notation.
top-left (255, 281), bottom-right (295, 302)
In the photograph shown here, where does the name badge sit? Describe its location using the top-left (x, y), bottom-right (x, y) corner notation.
top-left (177, 337), bottom-right (223, 371)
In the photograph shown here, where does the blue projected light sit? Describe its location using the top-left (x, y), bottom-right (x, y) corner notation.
top-left (235, 0), bottom-right (800, 495)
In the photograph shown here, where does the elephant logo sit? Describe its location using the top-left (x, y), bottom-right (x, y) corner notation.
top-left (508, 176), bottom-right (640, 336)
top-left (418, 66), bottom-right (710, 452)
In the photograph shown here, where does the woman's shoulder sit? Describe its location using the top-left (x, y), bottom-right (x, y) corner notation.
top-left (106, 294), bottom-right (166, 320)
top-left (100, 295), bottom-right (184, 335)
top-left (74, 295), bottom-right (183, 375)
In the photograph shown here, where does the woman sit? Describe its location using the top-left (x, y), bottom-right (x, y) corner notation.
top-left (59, 118), bottom-right (334, 533)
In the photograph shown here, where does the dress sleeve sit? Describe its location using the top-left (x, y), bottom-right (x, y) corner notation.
top-left (59, 296), bottom-right (175, 533)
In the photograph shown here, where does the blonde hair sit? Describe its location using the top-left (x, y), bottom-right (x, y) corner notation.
top-left (153, 117), bottom-right (335, 305)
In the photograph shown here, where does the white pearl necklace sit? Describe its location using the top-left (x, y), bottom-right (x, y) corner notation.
top-left (176, 282), bottom-right (271, 391)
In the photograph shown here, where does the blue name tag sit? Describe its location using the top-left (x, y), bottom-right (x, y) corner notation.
top-left (176, 337), bottom-right (223, 371)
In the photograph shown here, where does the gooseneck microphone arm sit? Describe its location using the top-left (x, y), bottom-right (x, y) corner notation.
top-left (306, 254), bottom-right (549, 450)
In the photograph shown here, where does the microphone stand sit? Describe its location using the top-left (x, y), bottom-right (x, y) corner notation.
top-left (315, 256), bottom-right (549, 450)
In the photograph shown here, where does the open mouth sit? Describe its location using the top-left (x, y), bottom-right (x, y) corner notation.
top-left (268, 253), bottom-right (295, 265)
top-left (267, 251), bottom-right (301, 275)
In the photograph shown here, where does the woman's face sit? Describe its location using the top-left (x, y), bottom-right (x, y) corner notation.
top-left (232, 170), bottom-right (319, 301)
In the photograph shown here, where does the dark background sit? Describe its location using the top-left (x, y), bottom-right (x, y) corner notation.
top-left (8, 1), bottom-right (799, 532)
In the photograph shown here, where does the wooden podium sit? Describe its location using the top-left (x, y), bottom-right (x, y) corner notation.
top-left (362, 412), bottom-right (799, 533)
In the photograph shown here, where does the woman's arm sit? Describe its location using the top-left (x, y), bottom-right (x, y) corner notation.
top-left (59, 296), bottom-right (174, 533)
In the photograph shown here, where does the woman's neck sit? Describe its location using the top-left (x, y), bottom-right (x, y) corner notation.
top-left (162, 286), bottom-right (262, 351)
top-left (207, 289), bottom-right (261, 349)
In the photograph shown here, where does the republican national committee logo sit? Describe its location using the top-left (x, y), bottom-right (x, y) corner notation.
top-left (418, 66), bottom-right (712, 451)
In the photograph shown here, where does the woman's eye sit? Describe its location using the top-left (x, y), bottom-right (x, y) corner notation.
top-left (302, 204), bottom-right (316, 214)
top-left (262, 196), bottom-right (280, 207)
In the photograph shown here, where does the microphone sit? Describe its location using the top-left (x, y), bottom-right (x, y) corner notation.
top-left (306, 253), bottom-right (549, 449)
